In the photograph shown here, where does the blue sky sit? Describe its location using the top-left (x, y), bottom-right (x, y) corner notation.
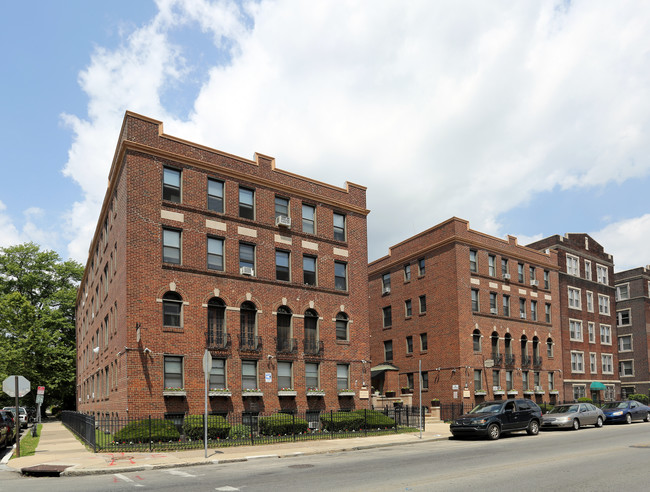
top-left (1, 0), bottom-right (650, 271)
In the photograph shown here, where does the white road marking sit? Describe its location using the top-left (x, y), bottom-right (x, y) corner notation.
top-left (215, 487), bottom-right (240, 491)
top-left (114, 474), bottom-right (134, 482)
top-left (164, 469), bottom-right (198, 477)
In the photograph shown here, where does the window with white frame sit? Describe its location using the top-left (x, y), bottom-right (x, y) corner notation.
top-left (277, 361), bottom-right (293, 389)
top-left (573, 385), bottom-right (586, 399)
top-left (544, 270), bottom-right (550, 289)
top-left (618, 334), bottom-right (633, 352)
top-left (566, 254), bottom-right (580, 276)
top-left (588, 322), bottom-right (596, 343)
top-left (584, 259), bottom-right (592, 280)
top-left (548, 372), bottom-right (555, 391)
top-left (601, 354), bottom-right (613, 374)
top-left (596, 264), bottom-right (608, 285)
top-left (616, 283), bottom-right (630, 301)
top-left (586, 291), bottom-right (594, 312)
top-left (617, 309), bottom-right (631, 326)
top-left (600, 324), bottom-right (612, 345)
top-left (163, 228), bottom-right (181, 264)
top-left (568, 287), bottom-right (581, 309)
top-left (518, 263), bottom-right (525, 283)
top-left (571, 351), bottom-right (584, 373)
top-left (547, 337), bottom-right (554, 358)
top-left (381, 273), bottom-right (391, 294)
top-left (337, 364), bottom-right (349, 390)
top-left (164, 355), bottom-right (183, 389)
top-left (598, 294), bottom-right (610, 315)
top-left (488, 254), bottom-right (496, 277)
top-left (469, 250), bottom-right (478, 273)
top-left (207, 237), bottom-right (224, 271)
top-left (163, 167), bottom-right (181, 202)
top-left (489, 292), bottom-right (498, 314)
top-left (209, 358), bottom-right (226, 390)
top-left (238, 187), bottom-right (255, 220)
top-left (569, 319), bottom-right (583, 341)
top-left (619, 360), bottom-right (634, 376)
top-left (589, 353), bottom-right (597, 373)
top-left (207, 178), bottom-right (224, 213)
top-left (302, 204), bottom-right (316, 234)
top-left (333, 213), bottom-right (346, 241)
top-left (305, 363), bottom-right (319, 389)
top-left (241, 360), bottom-right (258, 390)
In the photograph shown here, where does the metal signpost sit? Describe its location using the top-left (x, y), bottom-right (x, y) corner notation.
top-left (2, 375), bottom-right (31, 457)
top-left (202, 350), bottom-right (211, 459)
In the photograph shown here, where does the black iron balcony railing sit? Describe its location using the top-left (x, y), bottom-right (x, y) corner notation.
top-left (206, 331), bottom-right (230, 350)
top-left (504, 354), bottom-right (516, 366)
top-left (239, 335), bottom-right (262, 352)
top-left (304, 338), bottom-right (324, 356)
top-left (521, 355), bottom-right (531, 367)
top-left (533, 356), bottom-right (543, 368)
top-left (491, 354), bottom-right (503, 367)
top-left (275, 337), bottom-right (298, 354)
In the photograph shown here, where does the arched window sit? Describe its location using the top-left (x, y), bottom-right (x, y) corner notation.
top-left (162, 291), bottom-right (183, 327)
top-left (473, 329), bottom-right (482, 352)
top-left (304, 309), bottom-right (319, 353)
top-left (532, 336), bottom-right (540, 360)
top-left (547, 337), bottom-right (554, 358)
top-left (336, 312), bottom-right (349, 341)
top-left (520, 335), bottom-right (528, 355)
top-left (276, 306), bottom-right (293, 352)
top-left (504, 334), bottom-right (512, 356)
top-left (207, 297), bottom-right (226, 347)
top-left (491, 332), bottom-right (499, 357)
top-left (240, 301), bottom-right (257, 350)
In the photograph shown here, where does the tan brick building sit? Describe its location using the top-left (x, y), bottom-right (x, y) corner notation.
top-left (368, 218), bottom-right (564, 406)
top-left (75, 112), bottom-right (370, 420)
top-left (527, 234), bottom-right (619, 401)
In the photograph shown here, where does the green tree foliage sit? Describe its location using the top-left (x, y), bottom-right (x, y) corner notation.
top-left (0, 243), bottom-right (83, 410)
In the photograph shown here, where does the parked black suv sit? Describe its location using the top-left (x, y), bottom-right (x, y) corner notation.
top-left (450, 399), bottom-right (542, 440)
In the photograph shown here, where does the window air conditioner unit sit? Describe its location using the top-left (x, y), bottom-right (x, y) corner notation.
top-left (503, 274), bottom-right (511, 280)
top-left (490, 308), bottom-right (497, 315)
top-left (493, 386), bottom-right (502, 391)
top-left (531, 280), bottom-right (539, 287)
top-left (520, 313), bottom-right (526, 319)
top-left (308, 421), bottom-right (319, 430)
top-left (534, 386), bottom-right (543, 391)
top-left (240, 266), bottom-right (254, 276)
top-left (383, 287), bottom-right (391, 294)
top-left (276, 215), bottom-right (291, 227)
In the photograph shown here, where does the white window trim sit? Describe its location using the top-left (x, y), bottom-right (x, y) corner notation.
top-left (568, 287), bottom-right (582, 310)
top-left (586, 291), bottom-right (594, 313)
top-left (598, 294), bottom-right (610, 315)
top-left (566, 254), bottom-right (580, 277)
top-left (571, 351), bottom-right (585, 374)
top-left (618, 334), bottom-right (633, 352)
top-left (584, 259), bottom-right (592, 280)
top-left (619, 359), bottom-right (635, 377)
top-left (601, 354), bottom-right (614, 374)
top-left (617, 308), bottom-right (631, 327)
top-left (589, 352), bottom-right (597, 374)
top-left (569, 318), bottom-right (583, 342)
top-left (615, 283), bottom-right (630, 301)
top-left (587, 322), bottom-right (596, 344)
top-left (596, 263), bottom-right (609, 285)
top-left (599, 324), bottom-right (612, 345)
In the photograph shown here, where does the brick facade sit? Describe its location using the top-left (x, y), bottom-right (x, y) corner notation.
top-left (368, 218), bottom-right (564, 406)
top-left (527, 234), bottom-right (619, 401)
top-left (76, 112), bottom-right (370, 420)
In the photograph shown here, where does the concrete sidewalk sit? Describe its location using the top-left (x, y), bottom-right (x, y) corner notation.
top-left (6, 420), bottom-right (452, 476)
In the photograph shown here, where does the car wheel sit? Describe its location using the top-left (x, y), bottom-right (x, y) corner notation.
top-left (596, 417), bottom-right (603, 428)
top-left (625, 413), bottom-right (632, 424)
top-left (526, 420), bottom-right (539, 436)
top-left (644, 412), bottom-right (650, 423)
top-left (487, 423), bottom-right (501, 440)
top-left (572, 419), bottom-right (580, 430)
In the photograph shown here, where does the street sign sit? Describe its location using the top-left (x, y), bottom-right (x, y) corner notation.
top-left (2, 375), bottom-right (30, 397)
top-left (37, 386), bottom-right (45, 395)
top-left (202, 350), bottom-right (211, 375)
top-left (35, 394), bottom-right (44, 404)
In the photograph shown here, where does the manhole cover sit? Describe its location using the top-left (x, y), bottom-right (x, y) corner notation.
top-left (21, 464), bottom-right (71, 477)
top-left (288, 464), bottom-right (315, 469)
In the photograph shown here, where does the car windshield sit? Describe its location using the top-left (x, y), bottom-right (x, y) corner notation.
top-left (469, 403), bottom-right (503, 414)
top-left (548, 405), bottom-right (578, 414)
top-left (602, 402), bottom-right (628, 409)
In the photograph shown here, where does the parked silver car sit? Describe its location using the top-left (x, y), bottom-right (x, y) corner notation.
top-left (541, 403), bottom-right (605, 430)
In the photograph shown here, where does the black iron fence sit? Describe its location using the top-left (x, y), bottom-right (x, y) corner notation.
top-left (62, 407), bottom-right (423, 452)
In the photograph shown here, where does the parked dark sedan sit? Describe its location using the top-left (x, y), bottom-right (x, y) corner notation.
top-left (450, 399), bottom-right (542, 440)
top-left (0, 410), bottom-right (15, 449)
top-left (601, 400), bottom-right (650, 424)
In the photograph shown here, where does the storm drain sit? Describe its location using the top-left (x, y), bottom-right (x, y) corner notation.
top-left (21, 464), bottom-right (71, 477)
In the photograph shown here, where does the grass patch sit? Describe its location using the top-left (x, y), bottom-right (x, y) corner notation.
top-left (11, 425), bottom-right (42, 458)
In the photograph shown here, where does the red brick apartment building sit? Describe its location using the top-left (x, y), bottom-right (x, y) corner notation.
top-left (527, 234), bottom-right (619, 401)
top-left (614, 267), bottom-right (650, 397)
top-left (75, 112), bottom-right (370, 421)
top-left (368, 218), bottom-right (564, 406)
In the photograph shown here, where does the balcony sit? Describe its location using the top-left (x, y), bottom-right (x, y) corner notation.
top-left (276, 337), bottom-right (298, 355)
top-left (533, 356), bottom-right (543, 368)
top-left (304, 338), bottom-right (324, 357)
top-left (206, 331), bottom-right (230, 351)
top-left (504, 354), bottom-right (516, 367)
top-left (521, 355), bottom-right (531, 368)
top-left (491, 354), bottom-right (503, 367)
top-left (239, 335), bottom-right (262, 353)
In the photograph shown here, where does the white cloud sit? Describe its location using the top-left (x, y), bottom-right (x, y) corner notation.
top-left (61, 0), bottom-right (650, 266)
top-left (591, 215), bottom-right (650, 272)
top-left (0, 200), bottom-right (22, 248)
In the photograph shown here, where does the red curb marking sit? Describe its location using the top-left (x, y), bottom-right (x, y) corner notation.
top-left (135, 476), bottom-right (144, 480)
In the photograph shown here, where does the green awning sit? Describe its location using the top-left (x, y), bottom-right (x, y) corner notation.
top-left (590, 381), bottom-right (607, 390)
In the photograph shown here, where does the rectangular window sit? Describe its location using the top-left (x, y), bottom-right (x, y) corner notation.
top-left (163, 228), bottom-right (181, 264)
top-left (616, 283), bottom-right (630, 301)
top-left (207, 178), bottom-right (224, 213)
top-left (573, 385), bottom-right (586, 400)
top-left (488, 255), bottom-right (496, 277)
top-left (422, 371), bottom-right (429, 390)
top-left (337, 364), bottom-right (349, 390)
top-left (544, 270), bottom-right (550, 289)
top-left (239, 243), bottom-right (255, 273)
top-left (207, 237), bottom-right (224, 271)
top-left (590, 353), bottom-right (597, 373)
top-left (493, 370), bottom-right (500, 389)
top-left (600, 324), bottom-right (612, 345)
top-left (302, 204), bottom-right (315, 234)
top-left (503, 295), bottom-right (510, 317)
top-left (209, 358), bottom-right (226, 390)
top-left (334, 261), bottom-right (347, 291)
top-left (570, 319), bottom-right (583, 341)
top-left (518, 263), bottom-right (524, 283)
top-left (588, 322), bottom-right (596, 343)
top-left (489, 292), bottom-right (498, 315)
top-left (303, 255), bottom-right (317, 286)
top-left (469, 250), bottom-right (478, 273)
top-left (566, 254), bottom-right (579, 276)
top-left (405, 299), bottom-right (412, 317)
top-left (596, 264), bottom-right (608, 285)
top-left (406, 336), bottom-right (413, 354)
top-left (534, 371), bottom-right (540, 388)
top-left (420, 333), bottom-right (428, 351)
top-left (383, 340), bottom-right (393, 361)
top-left (568, 287), bottom-right (581, 309)
top-left (519, 298), bottom-right (526, 319)
top-left (619, 360), bottom-right (634, 376)
top-left (471, 289), bottom-right (479, 312)
top-left (275, 196), bottom-right (289, 219)
top-left (277, 361), bottom-right (292, 389)
top-left (164, 356), bottom-right (183, 388)
top-left (419, 295), bottom-right (427, 314)
top-left (275, 250), bottom-right (290, 281)
top-left (383, 306), bottom-right (392, 328)
top-left (336, 314), bottom-right (348, 341)
top-left (382, 273), bottom-right (391, 294)
top-left (238, 187), bottom-right (255, 219)
top-left (586, 291), bottom-right (594, 312)
top-left (619, 334), bottom-right (633, 352)
top-left (163, 167), bottom-right (181, 202)
top-left (418, 258), bottom-right (425, 276)
top-left (333, 212), bottom-right (346, 241)
top-left (601, 354), bottom-right (613, 374)
top-left (584, 260), bottom-right (592, 280)
top-left (242, 360), bottom-right (258, 390)
top-left (547, 339), bottom-right (554, 358)
top-left (548, 372), bottom-right (555, 391)
top-left (404, 264), bottom-right (411, 282)
top-left (545, 303), bottom-right (551, 323)
top-left (598, 294), bottom-right (610, 315)
top-left (406, 373), bottom-right (414, 389)
top-left (617, 309), bottom-right (631, 326)
top-left (305, 363), bottom-right (319, 389)
top-left (506, 371), bottom-right (513, 391)
top-left (530, 300), bottom-right (537, 321)
top-left (529, 266), bottom-right (536, 282)
top-left (501, 258), bottom-right (509, 277)
top-left (474, 370), bottom-right (482, 391)
top-left (522, 371), bottom-right (529, 390)
top-left (571, 352), bottom-right (584, 373)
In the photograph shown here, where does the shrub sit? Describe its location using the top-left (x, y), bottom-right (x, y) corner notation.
top-left (628, 394), bottom-right (649, 404)
top-left (351, 409), bottom-right (396, 429)
top-left (259, 413), bottom-right (309, 435)
top-left (113, 419), bottom-right (180, 442)
top-left (320, 411), bottom-right (365, 432)
top-left (538, 403), bottom-right (554, 414)
top-left (182, 415), bottom-right (231, 440)
top-left (577, 397), bottom-right (593, 403)
top-left (228, 424), bottom-right (252, 440)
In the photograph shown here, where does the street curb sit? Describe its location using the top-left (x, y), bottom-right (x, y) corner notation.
top-left (59, 435), bottom-right (450, 477)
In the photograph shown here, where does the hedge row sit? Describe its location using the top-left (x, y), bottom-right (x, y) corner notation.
top-left (320, 410), bottom-right (396, 432)
top-left (182, 415), bottom-right (231, 440)
top-left (113, 419), bottom-right (180, 442)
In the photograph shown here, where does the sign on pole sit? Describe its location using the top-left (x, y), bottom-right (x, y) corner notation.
top-left (37, 386), bottom-right (45, 395)
top-left (203, 349), bottom-right (210, 459)
top-left (2, 375), bottom-right (30, 397)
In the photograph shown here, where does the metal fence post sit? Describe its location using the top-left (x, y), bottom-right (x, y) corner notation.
top-left (149, 415), bottom-right (152, 452)
top-left (364, 409), bottom-right (367, 437)
top-left (92, 414), bottom-right (96, 453)
top-left (292, 413), bottom-right (296, 442)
